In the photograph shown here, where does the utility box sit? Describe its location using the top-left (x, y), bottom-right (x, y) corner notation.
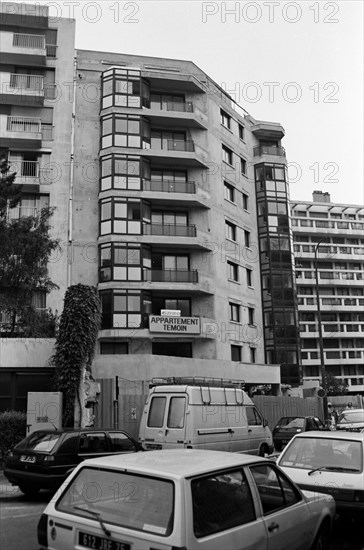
top-left (27, 392), bottom-right (63, 434)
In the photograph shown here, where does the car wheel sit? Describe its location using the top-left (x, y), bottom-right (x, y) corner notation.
top-left (274, 441), bottom-right (282, 452)
top-left (311, 520), bottom-right (331, 550)
top-left (258, 444), bottom-right (268, 457)
top-left (19, 484), bottom-right (40, 497)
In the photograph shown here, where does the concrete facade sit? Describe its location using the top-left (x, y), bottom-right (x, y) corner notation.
top-left (291, 192), bottom-right (364, 394)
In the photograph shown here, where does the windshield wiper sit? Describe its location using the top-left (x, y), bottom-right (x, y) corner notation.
top-left (308, 465), bottom-right (360, 476)
top-left (73, 506), bottom-right (111, 537)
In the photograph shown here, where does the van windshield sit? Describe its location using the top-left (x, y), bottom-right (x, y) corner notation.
top-left (57, 467), bottom-right (174, 536)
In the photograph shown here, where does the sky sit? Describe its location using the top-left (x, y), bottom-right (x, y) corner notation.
top-left (9, 0), bottom-right (364, 205)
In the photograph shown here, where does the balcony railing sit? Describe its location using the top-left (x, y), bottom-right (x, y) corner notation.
top-left (166, 101), bottom-right (193, 113)
top-left (10, 73), bottom-right (44, 90)
top-left (143, 179), bottom-right (196, 194)
top-left (9, 160), bottom-right (39, 178)
top-left (253, 145), bottom-right (286, 157)
top-left (7, 116), bottom-right (41, 133)
top-left (46, 44), bottom-right (57, 58)
top-left (167, 139), bottom-right (195, 152)
top-left (13, 33), bottom-right (45, 49)
top-left (143, 223), bottom-right (197, 237)
top-left (144, 269), bottom-right (198, 283)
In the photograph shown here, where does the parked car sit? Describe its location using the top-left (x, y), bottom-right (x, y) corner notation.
top-left (273, 415), bottom-right (325, 451)
top-left (4, 428), bottom-right (143, 496)
top-left (38, 449), bottom-right (335, 550)
top-left (277, 431), bottom-right (364, 518)
top-left (336, 408), bottom-right (364, 432)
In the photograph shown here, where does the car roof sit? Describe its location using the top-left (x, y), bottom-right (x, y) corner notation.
top-left (27, 428), bottom-right (130, 435)
top-left (81, 449), bottom-right (268, 479)
top-left (290, 430), bottom-right (364, 441)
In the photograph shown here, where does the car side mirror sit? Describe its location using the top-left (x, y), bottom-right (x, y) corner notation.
top-left (263, 419), bottom-right (269, 428)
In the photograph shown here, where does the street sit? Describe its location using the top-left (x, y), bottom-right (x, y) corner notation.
top-left (0, 473), bottom-right (363, 550)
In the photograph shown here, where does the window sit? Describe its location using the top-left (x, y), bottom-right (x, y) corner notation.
top-left (231, 345), bottom-right (242, 362)
top-left (229, 302), bottom-right (240, 322)
top-left (246, 406), bottom-right (262, 425)
top-left (100, 243), bottom-right (143, 282)
top-left (109, 432), bottom-right (136, 452)
top-left (151, 130), bottom-right (190, 151)
top-left (101, 114), bottom-right (150, 149)
top-left (240, 157), bottom-right (247, 176)
top-left (8, 193), bottom-right (49, 219)
top-left (222, 144), bottom-right (233, 165)
top-left (242, 193), bottom-right (249, 210)
top-left (220, 109), bottom-right (231, 129)
top-left (225, 220), bottom-right (237, 241)
top-left (249, 464), bottom-right (301, 515)
top-left (147, 396), bottom-right (166, 427)
top-left (100, 342), bottom-right (129, 355)
top-left (163, 299), bottom-right (191, 316)
top-left (101, 67), bottom-right (149, 109)
top-left (224, 181), bottom-right (235, 202)
top-left (192, 469), bottom-right (255, 538)
top-left (100, 290), bottom-right (142, 329)
top-left (100, 198), bottom-right (143, 235)
top-left (244, 229), bottom-right (250, 248)
top-left (246, 268), bottom-right (252, 287)
top-left (100, 154), bottom-right (150, 191)
top-left (238, 124), bottom-right (245, 141)
top-left (250, 347), bottom-right (256, 363)
top-left (167, 397), bottom-right (186, 428)
top-left (228, 261), bottom-right (239, 282)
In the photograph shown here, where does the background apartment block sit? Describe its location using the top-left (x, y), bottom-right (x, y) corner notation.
top-left (291, 191), bottom-right (364, 394)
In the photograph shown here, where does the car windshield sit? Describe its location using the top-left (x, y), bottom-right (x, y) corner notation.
top-left (17, 432), bottom-right (60, 452)
top-left (278, 417), bottom-right (305, 429)
top-left (338, 411), bottom-right (364, 424)
top-left (279, 437), bottom-right (363, 472)
top-left (57, 467), bottom-right (174, 536)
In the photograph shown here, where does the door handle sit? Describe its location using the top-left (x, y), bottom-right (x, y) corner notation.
top-left (165, 428), bottom-right (169, 435)
top-left (268, 522), bottom-right (279, 532)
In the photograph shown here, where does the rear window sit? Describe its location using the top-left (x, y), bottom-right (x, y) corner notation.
top-left (278, 417), bottom-right (304, 429)
top-left (57, 467), bottom-right (174, 536)
top-left (148, 396), bottom-right (166, 427)
top-left (17, 432), bottom-right (61, 452)
top-left (338, 411), bottom-right (364, 424)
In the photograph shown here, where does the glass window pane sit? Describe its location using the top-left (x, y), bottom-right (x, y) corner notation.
top-left (148, 396), bottom-right (166, 427)
top-left (114, 202), bottom-right (127, 218)
top-left (101, 201), bottom-right (111, 220)
top-left (167, 397), bottom-right (186, 428)
top-left (102, 117), bottom-right (112, 135)
top-left (114, 294), bottom-right (127, 311)
top-left (128, 120), bottom-right (140, 134)
top-left (115, 159), bottom-right (128, 174)
top-left (128, 294), bottom-right (141, 311)
top-left (115, 117), bottom-right (127, 133)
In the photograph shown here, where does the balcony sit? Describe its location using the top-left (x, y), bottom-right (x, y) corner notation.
top-left (143, 179), bottom-right (196, 194)
top-left (146, 101), bottom-right (208, 129)
top-left (251, 120), bottom-right (285, 139)
top-left (8, 160), bottom-right (50, 186)
top-left (144, 269), bottom-right (198, 283)
top-left (0, 115), bottom-right (42, 148)
top-left (142, 139), bottom-right (208, 168)
top-left (143, 223), bottom-right (197, 237)
top-left (0, 31), bottom-right (46, 66)
top-left (0, 72), bottom-right (44, 105)
top-left (254, 145), bottom-right (286, 157)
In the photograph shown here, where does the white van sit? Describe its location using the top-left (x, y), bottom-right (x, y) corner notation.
top-left (139, 378), bottom-right (273, 456)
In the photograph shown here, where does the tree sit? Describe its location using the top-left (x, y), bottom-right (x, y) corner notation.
top-left (0, 155), bottom-right (22, 217)
top-left (52, 284), bottom-right (101, 427)
top-left (0, 157), bottom-right (60, 336)
top-left (325, 372), bottom-right (349, 396)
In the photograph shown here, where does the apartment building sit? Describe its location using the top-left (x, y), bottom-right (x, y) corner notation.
top-left (291, 191), bottom-right (364, 394)
top-left (1, 2), bottom-right (302, 409)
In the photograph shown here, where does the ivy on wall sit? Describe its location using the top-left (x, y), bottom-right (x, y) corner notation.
top-left (52, 284), bottom-right (101, 427)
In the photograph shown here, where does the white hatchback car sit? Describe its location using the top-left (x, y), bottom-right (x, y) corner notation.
top-left (277, 431), bottom-right (364, 518)
top-left (38, 449), bottom-right (335, 550)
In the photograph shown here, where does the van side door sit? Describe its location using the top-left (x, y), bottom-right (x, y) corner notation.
top-left (143, 394), bottom-right (187, 449)
top-left (164, 395), bottom-right (187, 448)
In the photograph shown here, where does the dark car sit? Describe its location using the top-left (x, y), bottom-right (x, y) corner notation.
top-left (4, 428), bottom-right (143, 496)
top-left (273, 416), bottom-right (325, 451)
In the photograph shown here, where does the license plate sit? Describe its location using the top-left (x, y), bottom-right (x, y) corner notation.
top-left (79, 531), bottom-right (130, 550)
top-left (20, 455), bottom-right (36, 463)
top-left (146, 444), bottom-right (162, 450)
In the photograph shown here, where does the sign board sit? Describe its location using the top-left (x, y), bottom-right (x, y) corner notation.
top-left (149, 315), bottom-right (201, 334)
top-left (27, 392), bottom-right (63, 434)
top-left (161, 309), bottom-right (181, 317)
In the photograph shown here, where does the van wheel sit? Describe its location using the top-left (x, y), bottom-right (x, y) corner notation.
top-left (259, 444), bottom-right (268, 457)
top-left (19, 484), bottom-right (40, 497)
top-left (310, 520), bottom-right (331, 550)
